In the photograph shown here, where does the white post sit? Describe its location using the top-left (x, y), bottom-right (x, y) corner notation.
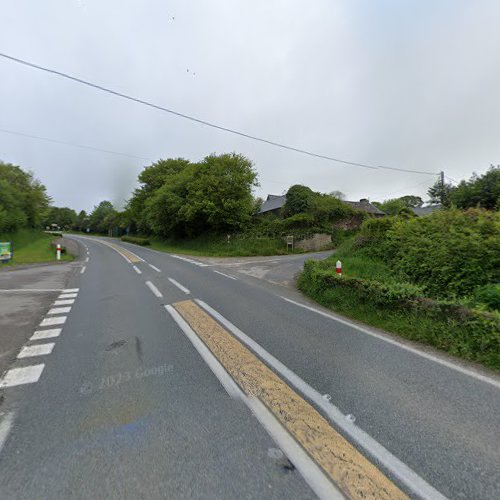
top-left (336, 260), bottom-right (342, 276)
top-left (56, 244), bottom-right (61, 261)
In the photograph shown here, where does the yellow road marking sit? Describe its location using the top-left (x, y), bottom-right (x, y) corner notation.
top-left (107, 242), bottom-right (142, 263)
top-left (173, 300), bottom-right (408, 499)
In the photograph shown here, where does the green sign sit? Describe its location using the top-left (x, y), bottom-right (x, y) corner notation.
top-left (0, 241), bottom-right (13, 262)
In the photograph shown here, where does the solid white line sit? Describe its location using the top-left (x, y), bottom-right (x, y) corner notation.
top-left (213, 270), bottom-right (237, 280)
top-left (133, 265), bottom-right (142, 274)
top-left (145, 281), bottom-right (163, 298)
top-left (54, 299), bottom-right (75, 306)
top-left (196, 299), bottom-right (446, 500)
top-left (0, 364), bottom-right (45, 388)
top-left (167, 278), bottom-right (190, 294)
top-left (149, 264), bottom-right (161, 273)
top-left (85, 257), bottom-right (89, 262)
top-left (0, 411), bottom-right (16, 454)
top-left (31, 328), bottom-right (62, 340)
top-left (281, 296), bottom-right (500, 391)
top-left (165, 304), bottom-right (342, 500)
top-left (171, 255), bottom-right (209, 267)
top-left (63, 288), bottom-right (79, 293)
top-left (40, 316), bottom-right (66, 327)
top-left (58, 293), bottom-right (77, 299)
top-left (80, 266), bottom-right (86, 274)
top-left (17, 343), bottom-right (55, 358)
top-left (47, 306), bottom-right (71, 315)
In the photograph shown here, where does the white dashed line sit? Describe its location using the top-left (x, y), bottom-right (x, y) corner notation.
top-left (145, 281), bottom-right (163, 298)
top-left (17, 343), bottom-right (55, 358)
top-left (213, 270), bottom-right (237, 280)
top-left (54, 299), bottom-right (75, 306)
top-left (0, 364), bottom-right (45, 388)
top-left (149, 264), bottom-right (161, 273)
top-left (133, 265), bottom-right (142, 274)
top-left (171, 255), bottom-right (209, 267)
top-left (80, 266), bottom-right (86, 274)
top-left (40, 316), bottom-right (66, 327)
top-left (85, 257), bottom-right (89, 263)
top-left (58, 293), bottom-right (77, 299)
top-left (168, 278), bottom-right (190, 295)
top-left (0, 411), bottom-right (15, 454)
top-left (30, 328), bottom-right (62, 340)
top-left (63, 288), bottom-right (79, 293)
top-left (47, 307), bottom-right (71, 315)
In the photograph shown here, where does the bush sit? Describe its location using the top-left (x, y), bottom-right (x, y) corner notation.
top-left (121, 235), bottom-right (151, 246)
top-left (474, 284), bottom-right (500, 311)
top-left (298, 260), bottom-right (500, 369)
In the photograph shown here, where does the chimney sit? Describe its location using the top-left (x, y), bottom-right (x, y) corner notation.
top-left (359, 198), bottom-right (368, 203)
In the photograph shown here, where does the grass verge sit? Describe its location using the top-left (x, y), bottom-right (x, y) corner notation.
top-left (0, 230), bottom-right (74, 266)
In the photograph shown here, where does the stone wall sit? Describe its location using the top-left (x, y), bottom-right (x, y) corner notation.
top-left (294, 233), bottom-right (332, 251)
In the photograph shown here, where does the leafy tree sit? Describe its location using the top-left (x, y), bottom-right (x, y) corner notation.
top-left (449, 165), bottom-right (500, 210)
top-left (399, 195), bottom-right (423, 208)
top-left (329, 190), bottom-right (345, 200)
top-left (283, 185), bottom-right (315, 216)
top-left (43, 207), bottom-right (77, 229)
top-left (427, 179), bottom-right (454, 207)
top-left (75, 210), bottom-right (89, 232)
top-left (89, 201), bottom-right (117, 233)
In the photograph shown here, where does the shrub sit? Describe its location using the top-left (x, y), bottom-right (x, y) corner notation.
top-left (474, 284), bottom-right (500, 311)
top-left (298, 260), bottom-right (500, 369)
top-left (121, 235), bottom-right (151, 246)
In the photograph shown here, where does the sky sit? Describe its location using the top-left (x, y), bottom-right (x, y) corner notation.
top-left (1, 0), bottom-right (499, 212)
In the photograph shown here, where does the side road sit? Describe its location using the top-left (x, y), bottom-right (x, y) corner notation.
top-left (0, 238), bottom-right (83, 378)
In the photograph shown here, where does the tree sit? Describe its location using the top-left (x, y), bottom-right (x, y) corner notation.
top-left (376, 196), bottom-right (423, 215)
top-left (283, 185), bottom-right (315, 217)
top-left (427, 179), bottom-right (454, 207)
top-left (329, 190), bottom-right (345, 200)
top-left (43, 207), bottom-right (77, 229)
top-left (398, 195), bottom-right (423, 208)
top-left (89, 201), bottom-right (117, 233)
top-left (449, 165), bottom-right (500, 210)
top-left (75, 210), bottom-right (89, 232)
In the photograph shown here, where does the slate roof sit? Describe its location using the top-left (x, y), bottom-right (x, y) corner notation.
top-left (343, 199), bottom-right (386, 215)
top-left (259, 194), bottom-right (287, 214)
top-left (411, 205), bottom-right (441, 216)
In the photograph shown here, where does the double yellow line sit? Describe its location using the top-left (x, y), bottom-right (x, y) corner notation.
top-left (173, 300), bottom-right (407, 499)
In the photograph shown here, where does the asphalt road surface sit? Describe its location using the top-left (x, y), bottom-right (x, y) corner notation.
top-left (0, 236), bottom-right (499, 499)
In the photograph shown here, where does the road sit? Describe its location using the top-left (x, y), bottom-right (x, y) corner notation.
top-left (0, 235), bottom-right (499, 499)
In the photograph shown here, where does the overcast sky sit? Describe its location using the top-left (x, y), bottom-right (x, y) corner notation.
top-left (1, 0), bottom-right (499, 212)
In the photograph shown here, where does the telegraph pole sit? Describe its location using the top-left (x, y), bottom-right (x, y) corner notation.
top-left (440, 171), bottom-right (445, 205)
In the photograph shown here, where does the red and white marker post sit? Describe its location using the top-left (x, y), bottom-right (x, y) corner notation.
top-left (56, 244), bottom-right (61, 261)
top-left (336, 260), bottom-right (342, 276)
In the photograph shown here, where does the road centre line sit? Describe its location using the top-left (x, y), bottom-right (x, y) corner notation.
top-left (17, 343), bottom-right (55, 358)
top-left (133, 265), bottom-right (142, 274)
top-left (40, 316), bottom-right (66, 327)
top-left (145, 280), bottom-right (163, 298)
top-left (80, 266), bottom-right (86, 274)
top-left (149, 264), bottom-right (161, 272)
top-left (172, 300), bottom-right (408, 499)
top-left (54, 299), bottom-right (75, 306)
top-left (47, 306), bottom-right (71, 315)
top-left (213, 270), bottom-right (237, 280)
top-left (167, 278), bottom-right (190, 294)
top-left (196, 299), bottom-right (446, 500)
top-left (31, 328), bottom-right (62, 340)
top-left (0, 364), bottom-right (45, 388)
top-left (165, 304), bottom-right (342, 500)
top-left (281, 296), bottom-right (500, 391)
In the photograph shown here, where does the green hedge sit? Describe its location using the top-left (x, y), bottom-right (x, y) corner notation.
top-left (121, 235), bottom-right (151, 246)
top-left (298, 260), bottom-right (500, 370)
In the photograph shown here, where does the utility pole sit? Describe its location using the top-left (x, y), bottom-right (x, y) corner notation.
top-left (440, 171), bottom-right (445, 205)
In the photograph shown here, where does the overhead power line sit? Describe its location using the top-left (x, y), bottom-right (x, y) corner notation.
top-left (0, 52), bottom-right (438, 176)
top-left (0, 128), bottom-right (152, 161)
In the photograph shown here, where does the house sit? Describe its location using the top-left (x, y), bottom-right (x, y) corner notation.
top-left (342, 199), bottom-right (386, 217)
top-left (411, 205), bottom-right (441, 216)
top-left (259, 194), bottom-right (287, 216)
top-left (259, 195), bottom-right (385, 217)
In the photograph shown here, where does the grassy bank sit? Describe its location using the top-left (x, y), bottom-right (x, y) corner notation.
top-left (298, 239), bottom-right (500, 371)
top-left (0, 230), bottom-right (73, 266)
top-left (124, 235), bottom-right (305, 257)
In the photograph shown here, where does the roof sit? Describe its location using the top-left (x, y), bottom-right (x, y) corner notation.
top-left (259, 194), bottom-right (287, 214)
top-left (411, 205), bottom-right (441, 216)
top-left (343, 199), bottom-right (386, 215)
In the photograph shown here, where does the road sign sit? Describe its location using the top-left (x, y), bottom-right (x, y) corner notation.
top-left (286, 235), bottom-right (294, 251)
top-left (0, 241), bottom-right (13, 262)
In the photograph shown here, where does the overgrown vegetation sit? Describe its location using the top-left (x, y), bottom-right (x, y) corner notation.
top-left (298, 208), bottom-right (500, 369)
top-left (121, 235), bottom-right (151, 246)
